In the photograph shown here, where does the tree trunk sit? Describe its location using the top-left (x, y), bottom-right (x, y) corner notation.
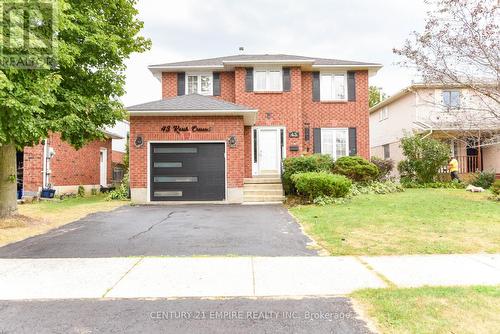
top-left (0, 143), bottom-right (18, 218)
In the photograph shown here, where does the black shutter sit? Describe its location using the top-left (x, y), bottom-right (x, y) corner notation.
top-left (177, 72), bottom-right (185, 96)
top-left (213, 72), bottom-right (221, 96)
top-left (245, 67), bottom-right (253, 92)
top-left (283, 67), bottom-right (291, 91)
top-left (312, 72), bottom-right (320, 101)
top-left (348, 128), bottom-right (357, 156)
top-left (347, 71), bottom-right (356, 101)
top-left (313, 128), bottom-right (321, 153)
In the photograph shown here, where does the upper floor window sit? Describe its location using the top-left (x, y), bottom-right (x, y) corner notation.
top-left (254, 68), bottom-right (282, 92)
top-left (442, 90), bottom-right (460, 109)
top-left (186, 73), bottom-right (212, 95)
top-left (320, 72), bottom-right (347, 101)
top-left (379, 107), bottom-right (388, 121)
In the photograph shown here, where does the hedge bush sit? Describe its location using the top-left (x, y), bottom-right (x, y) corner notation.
top-left (282, 154), bottom-right (334, 194)
top-left (332, 156), bottom-right (379, 182)
top-left (291, 172), bottom-right (351, 201)
top-left (397, 135), bottom-right (449, 183)
top-left (471, 170), bottom-right (496, 189)
top-left (370, 157), bottom-right (394, 181)
top-left (492, 180), bottom-right (500, 195)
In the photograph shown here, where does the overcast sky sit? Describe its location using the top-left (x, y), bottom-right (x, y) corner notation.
top-left (122, 0), bottom-right (428, 106)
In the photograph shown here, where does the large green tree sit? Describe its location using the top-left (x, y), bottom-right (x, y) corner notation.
top-left (369, 86), bottom-right (387, 108)
top-left (0, 0), bottom-right (150, 217)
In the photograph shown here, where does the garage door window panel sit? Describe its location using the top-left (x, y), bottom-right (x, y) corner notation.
top-left (154, 191), bottom-right (183, 197)
top-left (154, 176), bottom-right (198, 183)
top-left (154, 147), bottom-right (197, 154)
top-left (153, 162), bottom-right (183, 168)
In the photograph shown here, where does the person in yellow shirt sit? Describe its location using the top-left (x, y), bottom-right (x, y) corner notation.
top-left (448, 156), bottom-right (460, 181)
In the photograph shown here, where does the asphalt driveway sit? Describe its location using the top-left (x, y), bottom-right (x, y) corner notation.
top-left (0, 204), bottom-right (317, 258)
top-left (0, 297), bottom-right (373, 334)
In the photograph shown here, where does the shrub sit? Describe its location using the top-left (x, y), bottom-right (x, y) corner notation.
top-left (313, 195), bottom-right (348, 206)
top-left (471, 170), bottom-right (496, 189)
top-left (332, 156), bottom-right (379, 182)
top-left (350, 180), bottom-right (405, 196)
top-left (492, 180), bottom-right (500, 195)
top-left (370, 157), bottom-right (394, 181)
top-left (282, 154), bottom-right (334, 194)
top-left (401, 181), bottom-right (466, 189)
top-left (77, 185), bottom-right (85, 197)
top-left (91, 188), bottom-right (98, 196)
top-left (397, 135), bottom-right (449, 183)
top-left (107, 173), bottom-right (130, 200)
top-left (291, 172), bottom-right (351, 201)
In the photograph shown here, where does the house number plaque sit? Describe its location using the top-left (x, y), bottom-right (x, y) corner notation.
top-left (161, 125), bottom-right (211, 134)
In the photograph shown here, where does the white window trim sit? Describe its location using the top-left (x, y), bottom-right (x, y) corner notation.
top-left (253, 67), bottom-right (283, 92)
top-left (379, 107), bottom-right (388, 121)
top-left (185, 72), bottom-right (213, 96)
top-left (320, 128), bottom-right (349, 160)
top-left (319, 71), bottom-right (348, 102)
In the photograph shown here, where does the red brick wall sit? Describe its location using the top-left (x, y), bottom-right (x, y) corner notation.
top-left (162, 72), bottom-right (177, 98)
top-left (23, 145), bottom-right (44, 193)
top-left (155, 68), bottom-right (370, 181)
top-left (112, 151), bottom-right (125, 165)
top-left (129, 116), bottom-right (245, 189)
top-left (301, 70), bottom-right (370, 159)
top-left (22, 133), bottom-right (112, 192)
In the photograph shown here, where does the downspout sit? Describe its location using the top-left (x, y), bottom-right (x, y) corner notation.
top-left (42, 139), bottom-right (48, 189)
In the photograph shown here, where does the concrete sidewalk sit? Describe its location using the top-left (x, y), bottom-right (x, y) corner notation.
top-left (0, 254), bottom-right (499, 300)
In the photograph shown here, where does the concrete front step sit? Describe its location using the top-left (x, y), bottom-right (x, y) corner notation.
top-left (243, 183), bottom-right (283, 190)
top-left (243, 189), bottom-right (284, 196)
top-left (243, 195), bottom-right (285, 202)
top-left (244, 178), bottom-right (282, 184)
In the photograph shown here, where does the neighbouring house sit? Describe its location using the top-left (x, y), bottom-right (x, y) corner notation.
top-left (106, 120), bottom-right (129, 185)
top-left (370, 83), bottom-right (500, 178)
top-left (17, 129), bottom-right (123, 198)
top-left (127, 54), bottom-right (381, 203)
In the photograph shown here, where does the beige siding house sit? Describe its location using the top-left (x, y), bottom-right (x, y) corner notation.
top-left (370, 84), bottom-right (500, 177)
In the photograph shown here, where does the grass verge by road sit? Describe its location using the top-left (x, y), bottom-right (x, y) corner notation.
top-left (0, 195), bottom-right (127, 247)
top-left (352, 286), bottom-right (500, 334)
top-left (290, 189), bottom-right (500, 255)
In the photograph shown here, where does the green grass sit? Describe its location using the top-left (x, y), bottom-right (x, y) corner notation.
top-left (290, 189), bottom-right (500, 255)
top-left (0, 194), bottom-right (127, 246)
top-left (353, 286), bottom-right (500, 334)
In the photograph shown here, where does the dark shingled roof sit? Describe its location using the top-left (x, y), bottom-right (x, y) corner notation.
top-left (126, 94), bottom-right (255, 111)
top-left (149, 54), bottom-right (380, 68)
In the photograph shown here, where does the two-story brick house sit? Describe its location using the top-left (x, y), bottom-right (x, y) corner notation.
top-left (370, 83), bottom-right (500, 178)
top-left (127, 54), bottom-right (381, 203)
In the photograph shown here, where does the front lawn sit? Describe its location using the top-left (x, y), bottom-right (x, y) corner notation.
top-left (290, 189), bottom-right (500, 255)
top-left (0, 195), bottom-right (127, 247)
top-left (353, 286), bottom-right (500, 334)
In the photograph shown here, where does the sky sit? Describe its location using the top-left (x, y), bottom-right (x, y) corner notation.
top-left (122, 0), bottom-right (429, 106)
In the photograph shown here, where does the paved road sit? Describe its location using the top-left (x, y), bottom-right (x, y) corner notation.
top-left (0, 204), bottom-right (317, 258)
top-left (0, 297), bottom-right (374, 334)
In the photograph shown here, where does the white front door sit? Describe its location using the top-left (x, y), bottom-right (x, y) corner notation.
top-left (99, 149), bottom-right (107, 187)
top-left (257, 128), bottom-right (281, 175)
